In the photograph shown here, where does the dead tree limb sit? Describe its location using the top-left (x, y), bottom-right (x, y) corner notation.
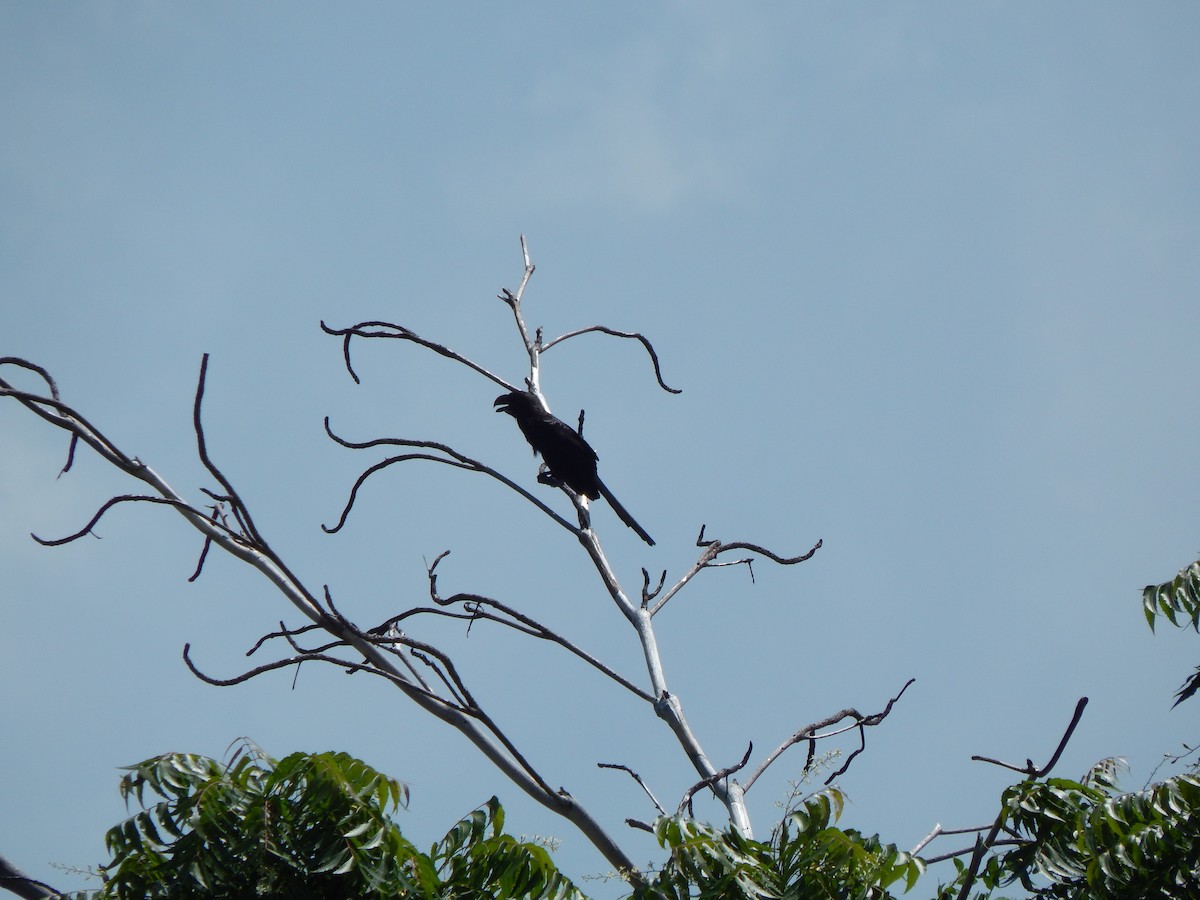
top-left (0, 355), bottom-right (643, 887)
top-left (942, 697), bottom-right (1090, 900)
top-left (970, 696), bottom-right (1088, 778)
top-left (678, 743), bottom-right (754, 817)
top-left (320, 419), bottom-right (577, 537)
top-left (598, 762), bottom-right (666, 818)
top-left (3, 239), bottom-right (840, 877)
top-left (0, 852), bottom-right (58, 900)
top-left (649, 525), bottom-right (823, 617)
top-left (314, 240), bottom-right (833, 843)
top-left (742, 678), bottom-right (916, 793)
top-left (540, 325), bottom-right (682, 395)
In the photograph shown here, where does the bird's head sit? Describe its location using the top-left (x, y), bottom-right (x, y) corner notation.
top-left (494, 391), bottom-right (534, 418)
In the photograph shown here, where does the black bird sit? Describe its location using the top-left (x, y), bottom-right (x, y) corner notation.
top-left (494, 390), bottom-right (655, 546)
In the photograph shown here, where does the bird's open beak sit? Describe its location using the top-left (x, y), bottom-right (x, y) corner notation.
top-left (493, 395), bottom-right (509, 413)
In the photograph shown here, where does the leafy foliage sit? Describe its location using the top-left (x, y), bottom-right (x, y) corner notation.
top-left (1142, 559), bottom-right (1200, 634)
top-left (419, 797), bottom-right (581, 900)
top-left (941, 759), bottom-right (1200, 899)
top-left (1143, 557), bottom-right (1200, 705)
top-left (644, 787), bottom-right (924, 899)
top-left (47, 742), bottom-right (1200, 900)
top-left (70, 741), bottom-right (581, 900)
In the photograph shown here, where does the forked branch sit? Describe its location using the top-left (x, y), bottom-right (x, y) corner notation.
top-left (650, 525), bottom-right (823, 616)
top-left (540, 325), bottom-right (682, 395)
top-left (679, 743), bottom-right (754, 816)
top-left (970, 696), bottom-right (1089, 777)
top-left (742, 679), bottom-right (915, 793)
top-left (319, 319), bottom-right (515, 390)
top-left (936, 697), bottom-right (1091, 900)
top-left (416, 551), bottom-right (655, 702)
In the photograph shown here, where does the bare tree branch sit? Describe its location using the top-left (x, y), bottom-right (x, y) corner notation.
top-left (0, 851), bottom-right (59, 900)
top-left (909, 822), bottom-right (943, 857)
top-left (31, 494), bottom-right (248, 548)
top-left (742, 678), bottom-right (916, 793)
top-left (319, 319), bottom-right (516, 391)
top-left (679, 743), bottom-right (754, 816)
top-left (0, 359), bottom-right (77, 476)
top-left (948, 697), bottom-right (1090, 900)
top-left (970, 696), bottom-right (1088, 777)
top-left (416, 552), bottom-right (655, 702)
top-left (318, 240), bottom-right (757, 845)
top-left (4, 242), bottom-right (839, 887)
top-left (540, 325), bottom-right (682, 394)
top-left (2, 355), bottom-right (644, 886)
top-left (497, 235), bottom-right (540, 385)
top-left (650, 526), bottom-right (823, 617)
top-left (0, 385), bottom-right (133, 471)
top-left (321, 418), bottom-right (578, 536)
top-left (598, 762), bottom-right (666, 816)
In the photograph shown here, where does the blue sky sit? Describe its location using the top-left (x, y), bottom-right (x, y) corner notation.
top-left (2, 4), bottom-right (1199, 895)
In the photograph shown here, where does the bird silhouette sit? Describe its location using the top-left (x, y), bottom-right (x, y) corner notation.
top-left (494, 390), bottom-right (655, 546)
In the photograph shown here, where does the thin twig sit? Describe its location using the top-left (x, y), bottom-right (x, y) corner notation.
top-left (498, 235), bottom-right (539, 378)
top-left (951, 697), bottom-right (1090, 899)
top-left (422, 553), bottom-right (655, 701)
top-left (321, 419), bottom-right (578, 536)
top-left (320, 319), bottom-right (515, 390)
top-left (679, 743), bottom-right (754, 816)
top-left (540, 325), bottom-right (682, 394)
top-left (651, 526), bottom-right (822, 617)
top-left (30, 495), bottom-right (247, 547)
top-left (910, 822), bottom-right (942, 856)
top-left (970, 697), bottom-right (1089, 777)
top-left (742, 679), bottom-right (915, 793)
top-left (598, 762), bottom-right (666, 815)
top-left (194, 355), bottom-right (265, 549)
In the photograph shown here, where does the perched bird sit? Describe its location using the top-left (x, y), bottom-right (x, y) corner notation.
top-left (494, 390), bottom-right (655, 546)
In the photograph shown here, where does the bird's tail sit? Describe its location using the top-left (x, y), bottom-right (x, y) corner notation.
top-left (595, 479), bottom-right (655, 546)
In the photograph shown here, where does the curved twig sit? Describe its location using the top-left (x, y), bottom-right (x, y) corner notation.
top-left (0, 361), bottom-right (84, 477)
top-left (322, 418), bottom-right (577, 536)
top-left (970, 697), bottom-right (1089, 777)
top-left (949, 697), bottom-right (1090, 899)
top-left (0, 357), bottom-right (61, 398)
top-left (183, 642), bottom-right (409, 689)
top-left (651, 527), bottom-right (823, 617)
top-left (321, 451), bottom-right (480, 533)
top-left (598, 762), bottom-right (666, 816)
top-left (540, 325), bottom-right (682, 394)
top-left (320, 319), bottom-right (516, 390)
top-left (187, 503), bottom-right (229, 582)
top-left (0, 386), bottom-right (133, 470)
top-left (30, 494), bottom-right (248, 547)
top-left (190, 357), bottom-right (329, 620)
top-left (697, 523), bottom-right (825, 565)
top-left (640, 568), bottom-right (667, 607)
top-left (679, 743), bottom-right (754, 816)
top-left (421, 552), bottom-right (655, 702)
top-left (742, 679), bottom-right (915, 793)
top-left (194, 356), bottom-right (265, 550)
top-left (245, 620), bottom-right (327, 657)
